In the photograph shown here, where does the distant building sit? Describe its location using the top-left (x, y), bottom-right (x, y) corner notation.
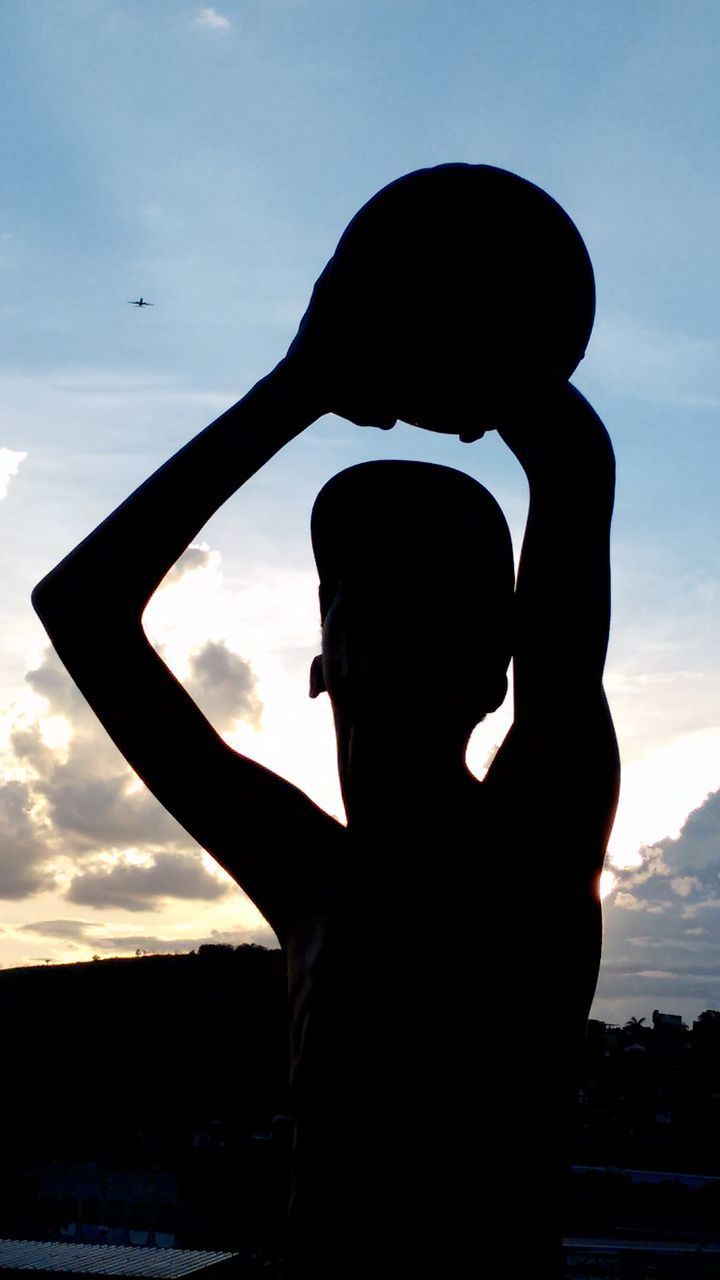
top-left (32, 1162), bottom-right (177, 1248)
top-left (652, 1010), bottom-right (684, 1032)
top-left (603, 1025), bottom-right (623, 1053)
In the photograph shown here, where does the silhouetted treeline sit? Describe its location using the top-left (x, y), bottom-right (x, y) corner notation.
top-left (566, 1012), bottom-right (720, 1243)
top-left (577, 1012), bottom-right (720, 1173)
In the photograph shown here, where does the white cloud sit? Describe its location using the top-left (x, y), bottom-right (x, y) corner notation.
top-left (195, 7), bottom-right (231, 29)
top-left (619, 844), bottom-right (671, 886)
top-left (161, 543), bottom-right (214, 585)
top-left (671, 875), bottom-right (703, 898)
top-left (614, 891), bottom-right (643, 911)
top-left (0, 448), bottom-right (27, 499)
top-left (142, 544), bottom-right (225, 675)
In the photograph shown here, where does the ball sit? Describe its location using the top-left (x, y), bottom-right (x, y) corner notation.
top-left (297, 164), bottom-right (595, 430)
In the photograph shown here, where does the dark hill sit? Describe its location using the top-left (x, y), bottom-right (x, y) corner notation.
top-left (0, 946), bottom-right (289, 1249)
top-left (0, 946), bottom-right (288, 1157)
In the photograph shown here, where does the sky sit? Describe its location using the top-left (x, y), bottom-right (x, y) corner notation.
top-left (2, 0), bottom-right (720, 1026)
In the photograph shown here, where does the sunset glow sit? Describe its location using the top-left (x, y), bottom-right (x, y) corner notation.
top-left (1, 4), bottom-right (719, 1029)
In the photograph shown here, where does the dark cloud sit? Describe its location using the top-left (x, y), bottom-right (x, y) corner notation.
top-left (662, 789), bottom-right (720, 869)
top-left (23, 650), bottom-right (131, 778)
top-left (596, 785), bottom-right (720, 1021)
top-left (16, 642), bottom-right (261, 854)
top-left (19, 919), bottom-right (97, 939)
top-left (185, 640), bottom-right (262, 730)
top-left (0, 780), bottom-right (54, 900)
top-left (15, 651), bottom-right (196, 854)
top-left (10, 726), bottom-right (56, 779)
top-left (25, 649), bottom-right (93, 723)
top-left (2, 568), bottom-right (263, 910)
top-left (37, 759), bottom-right (189, 852)
top-left (65, 850), bottom-right (234, 912)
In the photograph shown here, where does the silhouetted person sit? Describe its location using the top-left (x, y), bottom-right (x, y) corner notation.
top-left (33, 164), bottom-right (620, 1278)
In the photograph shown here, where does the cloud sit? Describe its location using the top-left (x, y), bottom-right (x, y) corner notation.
top-left (161, 543), bottom-right (213, 585)
top-left (671, 875), bottom-right (703, 898)
top-left (612, 892), bottom-right (666, 915)
top-left (659, 789), bottom-right (720, 870)
top-left (186, 640), bottom-right (263, 730)
top-left (14, 652), bottom-right (190, 853)
top-left (19, 919), bottom-right (97, 939)
top-left (595, 784), bottom-right (720, 1020)
top-left (194, 7), bottom-right (231, 28)
top-left (0, 780), bottom-right (54, 900)
top-left (65, 850), bottom-right (233, 912)
top-left (0, 448), bottom-right (27, 499)
top-left (42, 767), bottom-right (186, 851)
top-left (1, 628), bottom-right (261, 909)
top-left (17, 920), bottom-right (276, 954)
top-left (614, 891), bottom-right (645, 911)
top-left (617, 844), bottom-right (672, 888)
top-left (25, 647), bottom-right (98, 725)
top-left (16, 639), bottom-right (261, 852)
top-left (614, 790), bottom-right (720, 910)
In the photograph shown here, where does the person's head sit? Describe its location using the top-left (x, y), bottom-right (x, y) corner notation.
top-left (290, 163), bottom-right (595, 433)
top-left (309, 461), bottom-right (514, 744)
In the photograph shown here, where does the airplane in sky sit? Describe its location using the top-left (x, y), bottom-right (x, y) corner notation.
top-left (128, 297), bottom-right (154, 307)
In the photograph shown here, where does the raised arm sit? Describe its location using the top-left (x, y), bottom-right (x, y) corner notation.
top-left (485, 383), bottom-right (619, 864)
top-left (32, 356), bottom-right (341, 940)
top-left (501, 383), bottom-right (615, 722)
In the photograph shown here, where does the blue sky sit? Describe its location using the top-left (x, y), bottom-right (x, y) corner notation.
top-left (2, 1), bottom-right (720, 1023)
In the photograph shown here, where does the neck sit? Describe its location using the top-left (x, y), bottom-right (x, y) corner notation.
top-left (339, 717), bottom-right (475, 831)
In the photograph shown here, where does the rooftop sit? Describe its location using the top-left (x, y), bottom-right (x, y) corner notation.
top-left (0, 1240), bottom-right (238, 1278)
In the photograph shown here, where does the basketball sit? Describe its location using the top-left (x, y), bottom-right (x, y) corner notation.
top-left (293, 163), bottom-right (595, 431)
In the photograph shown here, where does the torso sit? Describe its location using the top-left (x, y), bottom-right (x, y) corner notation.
top-left (282, 777), bottom-right (605, 1276)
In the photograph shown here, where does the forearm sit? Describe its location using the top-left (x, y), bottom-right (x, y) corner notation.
top-left (501, 384), bottom-right (616, 703)
top-left (517, 484), bottom-right (613, 684)
top-left (33, 357), bottom-right (324, 631)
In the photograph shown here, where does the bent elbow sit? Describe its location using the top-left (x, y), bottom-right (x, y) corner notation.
top-left (31, 565), bottom-right (95, 647)
top-left (31, 572), bottom-right (63, 631)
